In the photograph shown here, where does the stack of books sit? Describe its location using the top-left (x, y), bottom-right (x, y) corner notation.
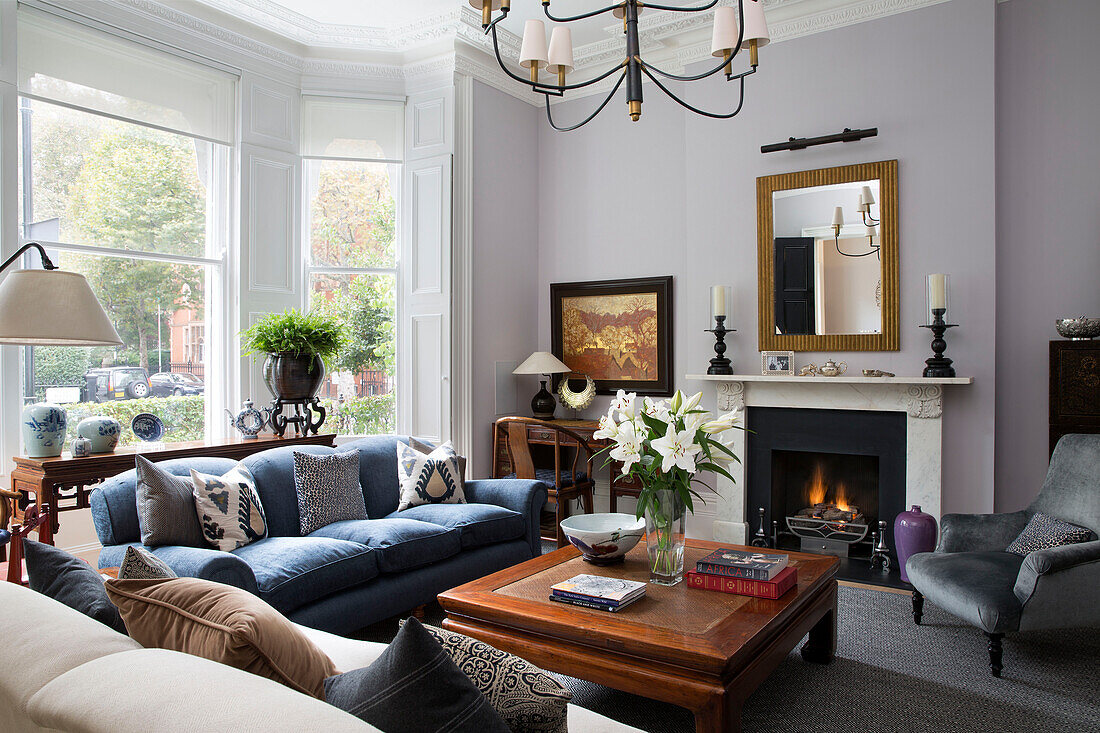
top-left (686, 548), bottom-right (797, 599)
top-left (549, 574), bottom-right (646, 612)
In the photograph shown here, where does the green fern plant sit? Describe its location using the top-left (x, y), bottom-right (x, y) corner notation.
top-left (241, 309), bottom-right (347, 370)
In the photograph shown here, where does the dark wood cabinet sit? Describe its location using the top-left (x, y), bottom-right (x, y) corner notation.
top-left (1049, 340), bottom-right (1100, 454)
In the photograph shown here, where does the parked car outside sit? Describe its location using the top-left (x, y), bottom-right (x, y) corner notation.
top-left (82, 367), bottom-right (151, 402)
top-left (149, 372), bottom-right (205, 397)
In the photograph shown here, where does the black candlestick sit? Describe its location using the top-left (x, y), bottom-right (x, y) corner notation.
top-left (920, 308), bottom-right (958, 378)
top-left (706, 316), bottom-right (735, 375)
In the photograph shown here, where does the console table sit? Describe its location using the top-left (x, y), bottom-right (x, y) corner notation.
top-left (8, 433), bottom-right (336, 544)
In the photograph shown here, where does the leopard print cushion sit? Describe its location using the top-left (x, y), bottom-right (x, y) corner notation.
top-left (293, 450), bottom-right (367, 535)
top-left (1006, 512), bottom-right (1095, 556)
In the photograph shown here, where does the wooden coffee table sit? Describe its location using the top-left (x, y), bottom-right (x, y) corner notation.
top-left (439, 539), bottom-right (839, 733)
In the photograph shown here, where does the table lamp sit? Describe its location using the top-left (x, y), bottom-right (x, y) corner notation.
top-left (513, 351), bottom-right (572, 420)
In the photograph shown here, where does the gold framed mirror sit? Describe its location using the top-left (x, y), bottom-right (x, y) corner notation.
top-left (757, 159), bottom-right (899, 351)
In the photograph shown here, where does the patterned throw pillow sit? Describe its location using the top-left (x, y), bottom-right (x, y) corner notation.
top-left (135, 455), bottom-right (206, 548)
top-left (401, 620), bottom-right (571, 733)
top-left (409, 437), bottom-right (467, 484)
top-left (396, 440), bottom-right (467, 511)
top-left (1006, 512), bottom-right (1095, 556)
top-left (118, 545), bottom-right (177, 580)
top-left (293, 450), bottom-right (368, 535)
top-left (190, 464), bottom-right (267, 551)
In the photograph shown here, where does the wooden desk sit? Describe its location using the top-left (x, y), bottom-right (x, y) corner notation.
top-left (9, 433), bottom-right (336, 544)
top-left (491, 419), bottom-right (642, 513)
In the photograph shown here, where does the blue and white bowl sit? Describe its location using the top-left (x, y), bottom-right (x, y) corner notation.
top-left (560, 513), bottom-right (646, 565)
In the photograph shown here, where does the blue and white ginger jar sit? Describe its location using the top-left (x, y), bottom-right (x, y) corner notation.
top-left (76, 416), bottom-right (122, 454)
top-left (21, 403), bottom-right (67, 458)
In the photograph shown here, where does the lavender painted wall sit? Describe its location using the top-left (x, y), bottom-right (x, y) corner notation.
top-left (994, 0), bottom-right (1100, 510)
top-left (471, 80), bottom-right (540, 476)
top-left (536, 1), bottom-right (997, 514)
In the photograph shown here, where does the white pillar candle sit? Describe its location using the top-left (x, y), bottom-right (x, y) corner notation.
top-left (928, 274), bottom-right (947, 311)
top-left (712, 286), bottom-right (727, 318)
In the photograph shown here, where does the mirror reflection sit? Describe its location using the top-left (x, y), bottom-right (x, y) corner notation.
top-left (772, 180), bottom-right (883, 336)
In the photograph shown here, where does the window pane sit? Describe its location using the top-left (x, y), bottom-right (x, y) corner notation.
top-left (19, 98), bottom-right (220, 258)
top-left (307, 160), bottom-right (397, 268)
top-left (310, 273), bottom-right (395, 436)
top-left (26, 251), bottom-right (209, 446)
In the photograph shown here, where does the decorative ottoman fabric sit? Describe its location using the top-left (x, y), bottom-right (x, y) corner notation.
top-left (401, 620), bottom-right (571, 733)
top-left (104, 576), bottom-right (337, 699)
top-left (190, 463), bottom-right (267, 551)
top-left (396, 440), bottom-right (467, 511)
top-left (324, 617), bottom-right (509, 733)
top-left (135, 455), bottom-right (206, 548)
top-left (22, 539), bottom-right (127, 635)
top-left (1006, 512), bottom-right (1095, 556)
top-left (117, 545), bottom-right (177, 580)
top-left (293, 449), bottom-right (368, 535)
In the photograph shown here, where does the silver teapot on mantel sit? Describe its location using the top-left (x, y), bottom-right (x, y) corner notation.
top-left (816, 359), bottom-right (848, 377)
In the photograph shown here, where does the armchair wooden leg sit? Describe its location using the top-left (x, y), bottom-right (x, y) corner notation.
top-left (912, 590), bottom-right (924, 625)
top-left (986, 632), bottom-right (1004, 677)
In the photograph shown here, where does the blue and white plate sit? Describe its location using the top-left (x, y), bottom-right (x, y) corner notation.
top-left (131, 413), bottom-right (165, 442)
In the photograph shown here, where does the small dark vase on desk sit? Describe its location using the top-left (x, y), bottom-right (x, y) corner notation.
top-left (531, 380), bottom-right (557, 420)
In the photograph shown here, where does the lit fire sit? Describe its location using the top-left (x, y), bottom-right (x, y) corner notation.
top-left (806, 463), bottom-right (853, 512)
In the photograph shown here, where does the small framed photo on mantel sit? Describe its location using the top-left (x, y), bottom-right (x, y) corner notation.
top-left (761, 351), bottom-right (795, 376)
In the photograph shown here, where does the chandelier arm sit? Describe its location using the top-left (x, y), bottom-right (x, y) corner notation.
top-left (637, 0), bottom-right (745, 82)
top-left (545, 72), bottom-right (628, 132)
top-left (640, 65), bottom-right (747, 119)
top-left (641, 54), bottom-right (742, 83)
top-left (489, 24), bottom-right (626, 93)
top-left (861, 211), bottom-right (881, 226)
top-left (542, 2), bottom-right (623, 23)
top-left (640, 0), bottom-right (722, 13)
top-left (834, 239), bottom-right (880, 258)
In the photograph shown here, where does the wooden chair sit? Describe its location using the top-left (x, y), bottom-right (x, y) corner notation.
top-left (494, 417), bottom-right (595, 548)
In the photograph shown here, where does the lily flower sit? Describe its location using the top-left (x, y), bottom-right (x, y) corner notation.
top-left (650, 423), bottom-right (702, 474)
top-left (593, 413), bottom-right (620, 441)
top-left (610, 389), bottom-right (636, 419)
top-left (702, 408), bottom-right (742, 434)
top-left (609, 421), bottom-right (642, 473)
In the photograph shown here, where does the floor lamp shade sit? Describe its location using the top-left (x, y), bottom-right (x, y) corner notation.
top-left (0, 269), bottom-right (122, 346)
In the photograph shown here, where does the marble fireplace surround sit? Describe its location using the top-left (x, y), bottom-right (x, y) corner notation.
top-left (686, 374), bottom-right (973, 544)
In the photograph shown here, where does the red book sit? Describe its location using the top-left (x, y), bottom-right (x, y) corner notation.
top-left (686, 566), bottom-right (798, 600)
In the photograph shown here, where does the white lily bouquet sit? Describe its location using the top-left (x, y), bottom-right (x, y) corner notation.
top-left (594, 388), bottom-right (742, 584)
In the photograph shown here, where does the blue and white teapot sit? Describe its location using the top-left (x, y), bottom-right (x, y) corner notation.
top-left (226, 399), bottom-right (267, 439)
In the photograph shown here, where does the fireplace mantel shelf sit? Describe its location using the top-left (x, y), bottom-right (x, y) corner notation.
top-left (686, 374), bottom-right (973, 385)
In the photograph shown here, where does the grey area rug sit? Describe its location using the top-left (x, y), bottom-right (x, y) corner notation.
top-left (357, 585), bottom-right (1100, 733)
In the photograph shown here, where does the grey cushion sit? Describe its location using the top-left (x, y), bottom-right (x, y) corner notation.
top-left (293, 449), bottom-right (368, 534)
top-left (232, 536), bottom-right (378, 613)
top-left (135, 455), bottom-right (206, 548)
top-left (117, 546), bottom-right (177, 580)
top-left (1006, 512), bottom-right (1095, 556)
top-left (906, 551), bottom-right (1026, 633)
top-left (324, 617), bottom-right (509, 733)
top-left (309, 518), bottom-right (461, 573)
top-left (390, 504), bottom-right (525, 550)
top-left (938, 511), bottom-right (1030, 553)
top-left (23, 540), bottom-right (127, 635)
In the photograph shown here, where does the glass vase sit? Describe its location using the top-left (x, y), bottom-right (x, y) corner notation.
top-left (644, 489), bottom-right (686, 586)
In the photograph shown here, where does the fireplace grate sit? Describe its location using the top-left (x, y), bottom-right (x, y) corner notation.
top-left (786, 516), bottom-right (869, 556)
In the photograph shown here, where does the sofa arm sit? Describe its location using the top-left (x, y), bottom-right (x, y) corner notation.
top-left (464, 479), bottom-right (548, 558)
top-left (1014, 539), bottom-right (1100, 605)
top-left (99, 543), bottom-right (259, 595)
top-left (938, 511), bottom-right (1029, 553)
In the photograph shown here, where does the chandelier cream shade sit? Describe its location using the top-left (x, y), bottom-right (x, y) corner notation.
top-left (0, 269), bottom-right (122, 346)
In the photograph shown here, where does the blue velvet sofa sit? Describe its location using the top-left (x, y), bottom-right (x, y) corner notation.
top-left (89, 435), bottom-right (546, 635)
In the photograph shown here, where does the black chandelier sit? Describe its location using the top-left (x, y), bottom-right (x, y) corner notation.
top-left (831, 185), bottom-right (881, 259)
top-left (470, 0), bottom-right (771, 131)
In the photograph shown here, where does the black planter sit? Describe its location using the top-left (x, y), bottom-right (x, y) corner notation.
top-left (263, 353), bottom-right (326, 401)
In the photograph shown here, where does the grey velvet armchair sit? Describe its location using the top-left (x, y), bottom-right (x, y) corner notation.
top-left (906, 433), bottom-right (1100, 677)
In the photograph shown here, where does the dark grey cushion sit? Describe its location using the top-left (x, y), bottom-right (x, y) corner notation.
top-left (324, 617), bottom-right (509, 733)
top-left (117, 545), bottom-right (177, 580)
top-left (135, 454), bottom-right (206, 548)
top-left (294, 450), bottom-right (368, 534)
top-left (938, 511), bottom-right (1030, 553)
top-left (905, 551), bottom-right (1026, 633)
top-left (23, 540), bottom-right (127, 635)
top-left (1006, 512), bottom-right (1095, 556)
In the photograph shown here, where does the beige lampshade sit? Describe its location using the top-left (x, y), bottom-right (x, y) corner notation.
top-left (547, 27), bottom-right (574, 74)
top-left (0, 269), bottom-right (122, 346)
top-left (860, 185), bottom-right (876, 206)
top-left (710, 6), bottom-right (739, 58)
top-left (832, 206), bottom-right (845, 228)
top-left (513, 351), bottom-right (571, 375)
top-left (466, 0), bottom-right (502, 9)
top-left (519, 20), bottom-right (548, 69)
top-left (741, 0), bottom-right (770, 48)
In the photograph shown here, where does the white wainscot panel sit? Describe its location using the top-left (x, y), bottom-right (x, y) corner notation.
top-left (411, 165), bottom-right (443, 295)
top-left (412, 313), bottom-right (443, 443)
top-left (249, 84), bottom-right (292, 145)
top-left (247, 157), bottom-right (295, 294)
top-left (406, 87), bottom-right (452, 158)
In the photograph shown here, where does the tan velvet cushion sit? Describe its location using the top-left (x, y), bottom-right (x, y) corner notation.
top-left (105, 577), bottom-right (337, 698)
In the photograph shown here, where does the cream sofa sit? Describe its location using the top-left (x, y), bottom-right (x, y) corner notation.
top-left (0, 581), bottom-right (641, 732)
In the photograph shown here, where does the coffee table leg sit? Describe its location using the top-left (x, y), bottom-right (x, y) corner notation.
top-left (693, 693), bottom-right (740, 733)
top-left (800, 605), bottom-right (837, 664)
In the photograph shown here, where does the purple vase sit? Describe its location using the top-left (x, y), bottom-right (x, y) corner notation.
top-left (894, 505), bottom-right (938, 583)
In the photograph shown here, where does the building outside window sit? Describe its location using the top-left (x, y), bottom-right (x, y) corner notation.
top-left (301, 97), bottom-right (402, 437)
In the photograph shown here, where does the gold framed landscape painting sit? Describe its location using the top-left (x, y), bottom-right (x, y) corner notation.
top-left (550, 276), bottom-right (673, 397)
